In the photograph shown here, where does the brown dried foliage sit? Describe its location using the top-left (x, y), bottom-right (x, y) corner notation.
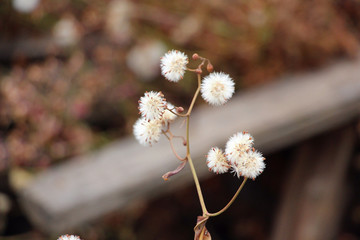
top-left (0, 0), bottom-right (359, 169)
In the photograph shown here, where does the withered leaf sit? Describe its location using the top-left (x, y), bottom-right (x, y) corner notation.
top-left (162, 160), bottom-right (187, 181)
top-left (194, 216), bottom-right (212, 240)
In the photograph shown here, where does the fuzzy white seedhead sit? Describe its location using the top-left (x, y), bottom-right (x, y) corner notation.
top-left (138, 91), bottom-right (167, 121)
top-left (57, 235), bottom-right (81, 240)
top-left (160, 50), bottom-right (188, 82)
top-left (201, 72), bottom-right (235, 106)
top-left (230, 150), bottom-right (265, 179)
top-left (206, 147), bottom-right (230, 174)
top-left (225, 132), bottom-right (254, 164)
top-left (133, 118), bottom-right (162, 147)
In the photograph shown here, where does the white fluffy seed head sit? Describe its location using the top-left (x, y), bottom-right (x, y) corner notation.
top-left (160, 50), bottom-right (188, 82)
top-left (201, 72), bottom-right (235, 106)
top-left (161, 102), bottom-right (177, 128)
top-left (57, 235), bottom-right (81, 240)
top-left (206, 147), bottom-right (230, 174)
top-left (230, 150), bottom-right (265, 179)
top-left (133, 118), bottom-right (162, 147)
top-left (138, 91), bottom-right (167, 121)
top-left (225, 132), bottom-right (254, 165)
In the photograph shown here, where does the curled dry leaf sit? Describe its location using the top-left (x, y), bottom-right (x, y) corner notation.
top-left (194, 216), bottom-right (212, 240)
top-left (162, 160), bottom-right (187, 181)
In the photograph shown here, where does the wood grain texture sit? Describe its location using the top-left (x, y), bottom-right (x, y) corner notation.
top-left (19, 56), bottom-right (360, 233)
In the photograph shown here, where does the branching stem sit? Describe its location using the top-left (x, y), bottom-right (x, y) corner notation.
top-left (162, 129), bottom-right (187, 161)
top-left (164, 56), bottom-right (246, 238)
top-left (206, 177), bottom-right (248, 217)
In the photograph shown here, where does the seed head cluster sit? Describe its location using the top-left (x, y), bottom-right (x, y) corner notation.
top-left (206, 132), bottom-right (265, 179)
top-left (134, 49), bottom-right (266, 179)
top-left (134, 91), bottom-right (177, 146)
top-left (132, 49), bottom-right (267, 239)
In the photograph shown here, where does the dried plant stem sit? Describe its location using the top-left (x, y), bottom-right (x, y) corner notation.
top-left (167, 68), bottom-right (247, 231)
top-left (187, 153), bottom-right (208, 214)
top-left (207, 177), bottom-right (248, 217)
top-left (162, 129), bottom-right (187, 161)
top-left (185, 73), bottom-right (209, 215)
top-left (170, 138), bottom-right (187, 161)
top-left (185, 73), bottom-right (247, 222)
top-left (168, 108), bottom-right (187, 117)
top-left (186, 74), bottom-right (202, 116)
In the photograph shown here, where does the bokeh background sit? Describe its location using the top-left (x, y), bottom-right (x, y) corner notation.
top-left (0, 0), bottom-right (360, 239)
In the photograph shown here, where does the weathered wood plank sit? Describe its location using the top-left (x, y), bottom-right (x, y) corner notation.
top-left (19, 56), bottom-right (360, 233)
top-left (270, 126), bottom-right (355, 240)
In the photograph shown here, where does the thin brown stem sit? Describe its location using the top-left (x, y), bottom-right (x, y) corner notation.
top-left (206, 177), bottom-right (248, 217)
top-left (186, 74), bottom-right (202, 116)
top-left (185, 74), bottom-right (208, 215)
top-left (167, 108), bottom-right (187, 117)
top-left (169, 137), bottom-right (187, 161)
top-left (162, 129), bottom-right (187, 161)
top-left (172, 135), bottom-right (186, 142)
top-left (187, 68), bottom-right (199, 72)
top-left (162, 130), bottom-right (170, 140)
top-left (187, 153), bottom-right (208, 214)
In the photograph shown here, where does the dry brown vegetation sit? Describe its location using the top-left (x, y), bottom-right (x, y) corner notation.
top-left (1, 0), bottom-right (359, 170)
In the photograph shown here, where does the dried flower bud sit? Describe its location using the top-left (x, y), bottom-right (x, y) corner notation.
top-left (192, 53), bottom-right (199, 60)
top-left (176, 107), bottom-right (184, 113)
top-left (207, 63), bottom-right (214, 72)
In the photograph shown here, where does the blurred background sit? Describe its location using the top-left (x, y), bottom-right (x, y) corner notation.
top-left (0, 0), bottom-right (360, 239)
